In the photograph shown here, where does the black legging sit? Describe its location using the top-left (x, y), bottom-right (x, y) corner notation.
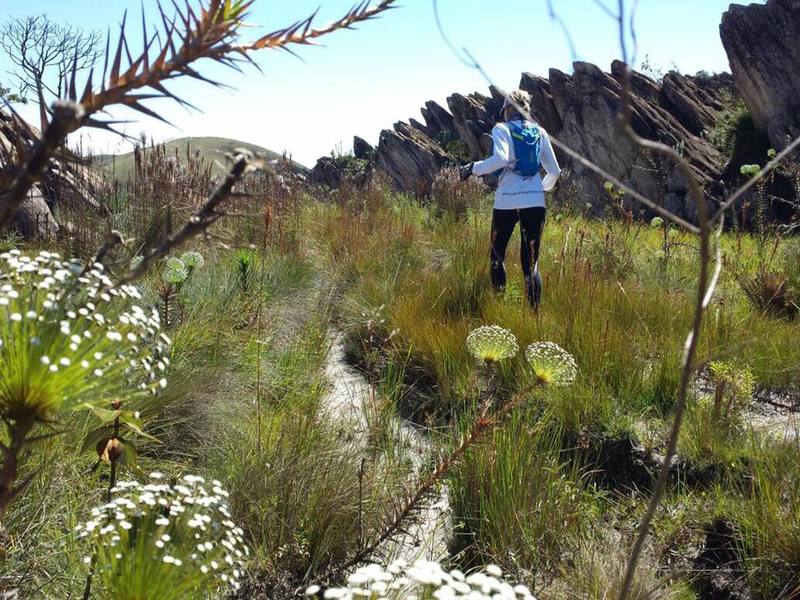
top-left (490, 207), bottom-right (546, 304)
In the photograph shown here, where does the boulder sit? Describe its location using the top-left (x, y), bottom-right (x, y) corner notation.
top-left (10, 187), bottom-right (59, 238)
top-left (721, 0), bottom-right (800, 150)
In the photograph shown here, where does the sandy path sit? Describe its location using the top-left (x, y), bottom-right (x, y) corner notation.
top-left (321, 333), bottom-right (451, 563)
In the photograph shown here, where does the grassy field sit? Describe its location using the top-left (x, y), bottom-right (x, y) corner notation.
top-left (2, 169), bottom-right (799, 599)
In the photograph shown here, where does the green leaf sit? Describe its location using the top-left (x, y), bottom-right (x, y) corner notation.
top-left (118, 438), bottom-right (145, 477)
top-left (81, 426), bottom-right (114, 454)
top-left (119, 413), bottom-right (160, 444)
top-left (82, 404), bottom-right (122, 424)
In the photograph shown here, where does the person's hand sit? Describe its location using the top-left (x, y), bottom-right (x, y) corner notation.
top-left (459, 162), bottom-right (474, 181)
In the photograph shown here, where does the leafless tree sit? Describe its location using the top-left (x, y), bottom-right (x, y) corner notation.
top-left (0, 15), bottom-right (101, 104)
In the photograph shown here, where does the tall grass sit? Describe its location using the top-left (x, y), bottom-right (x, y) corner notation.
top-left (732, 440), bottom-right (800, 598)
top-left (449, 411), bottom-right (592, 578)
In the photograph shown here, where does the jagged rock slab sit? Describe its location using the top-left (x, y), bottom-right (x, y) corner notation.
top-left (374, 122), bottom-right (451, 194)
top-left (721, 0), bottom-right (800, 151)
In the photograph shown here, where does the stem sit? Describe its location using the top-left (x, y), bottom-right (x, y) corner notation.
top-left (255, 297), bottom-right (263, 454)
top-left (0, 416), bottom-right (36, 521)
top-left (84, 411), bottom-right (121, 600)
top-left (616, 60), bottom-right (719, 600)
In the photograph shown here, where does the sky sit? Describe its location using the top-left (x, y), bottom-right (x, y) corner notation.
top-left (0, 0), bottom-right (740, 167)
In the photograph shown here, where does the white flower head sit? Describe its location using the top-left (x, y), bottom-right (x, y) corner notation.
top-left (525, 342), bottom-right (577, 386)
top-left (466, 325), bottom-right (519, 364)
top-left (180, 250), bottom-right (205, 270)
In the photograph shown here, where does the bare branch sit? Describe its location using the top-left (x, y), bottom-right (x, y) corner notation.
top-left (0, 15), bottom-right (100, 104)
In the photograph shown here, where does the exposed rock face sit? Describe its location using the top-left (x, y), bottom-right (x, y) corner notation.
top-left (308, 156), bottom-right (345, 188)
top-left (445, 89), bottom-right (504, 159)
top-left (353, 136), bottom-right (373, 160)
top-left (721, 0), bottom-right (800, 150)
top-left (546, 61), bottom-right (722, 219)
top-left (374, 122), bottom-right (451, 194)
top-left (0, 108), bottom-right (103, 239)
top-left (13, 188), bottom-right (60, 238)
top-left (312, 61), bottom-right (729, 220)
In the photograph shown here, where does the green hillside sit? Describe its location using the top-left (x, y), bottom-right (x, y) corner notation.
top-left (92, 136), bottom-right (307, 181)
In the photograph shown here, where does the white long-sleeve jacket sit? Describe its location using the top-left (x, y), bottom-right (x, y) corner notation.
top-left (472, 120), bottom-right (561, 209)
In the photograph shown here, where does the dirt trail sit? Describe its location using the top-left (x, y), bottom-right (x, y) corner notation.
top-left (322, 333), bottom-right (451, 563)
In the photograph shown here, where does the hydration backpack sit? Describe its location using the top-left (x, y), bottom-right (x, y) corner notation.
top-left (507, 121), bottom-right (542, 177)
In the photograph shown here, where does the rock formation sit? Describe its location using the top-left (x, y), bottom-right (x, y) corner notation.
top-left (311, 62), bottom-right (729, 220)
top-left (0, 108), bottom-right (104, 238)
top-left (307, 0), bottom-right (800, 223)
top-left (721, 0), bottom-right (800, 151)
top-left (374, 122), bottom-right (451, 194)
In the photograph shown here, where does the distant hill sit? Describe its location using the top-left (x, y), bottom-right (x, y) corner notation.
top-left (92, 136), bottom-right (307, 181)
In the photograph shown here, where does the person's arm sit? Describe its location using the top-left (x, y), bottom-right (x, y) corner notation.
top-left (472, 124), bottom-right (511, 176)
top-left (539, 128), bottom-right (561, 191)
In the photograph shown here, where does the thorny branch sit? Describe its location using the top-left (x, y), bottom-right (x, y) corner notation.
top-left (0, 0), bottom-right (396, 232)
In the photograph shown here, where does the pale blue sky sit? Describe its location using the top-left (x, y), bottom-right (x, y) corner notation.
top-left (1, 0), bottom-right (740, 166)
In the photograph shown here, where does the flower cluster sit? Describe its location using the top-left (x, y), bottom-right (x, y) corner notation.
top-left (650, 216), bottom-right (664, 229)
top-left (160, 251), bottom-right (204, 285)
top-left (525, 342), bottom-right (578, 387)
top-left (0, 250), bottom-right (169, 421)
top-left (162, 256), bottom-right (189, 285)
top-left (740, 163), bottom-right (760, 178)
top-left (76, 472), bottom-right (248, 600)
top-left (466, 326), bottom-right (519, 364)
top-left (180, 250), bottom-right (205, 271)
top-left (308, 560), bottom-right (535, 600)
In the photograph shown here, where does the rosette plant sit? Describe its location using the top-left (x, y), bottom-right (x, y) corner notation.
top-left (156, 253), bottom-right (203, 328)
top-left (0, 250), bottom-right (169, 519)
top-left (76, 473), bottom-right (248, 600)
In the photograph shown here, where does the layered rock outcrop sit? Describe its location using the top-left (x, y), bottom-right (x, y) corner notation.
top-left (721, 0), bottom-right (800, 151)
top-left (308, 0), bottom-right (799, 222)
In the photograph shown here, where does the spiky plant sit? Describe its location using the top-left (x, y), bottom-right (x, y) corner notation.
top-left (235, 248), bottom-right (254, 293)
top-left (76, 473), bottom-right (247, 600)
top-left (0, 250), bottom-right (168, 519)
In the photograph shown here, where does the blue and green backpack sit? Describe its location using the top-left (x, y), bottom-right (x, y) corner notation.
top-left (507, 121), bottom-right (542, 177)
